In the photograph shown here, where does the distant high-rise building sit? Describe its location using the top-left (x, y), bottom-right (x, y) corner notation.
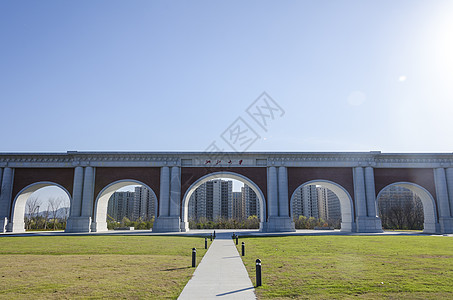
top-left (107, 191), bottom-right (135, 222)
top-left (188, 179), bottom-right (232, 220)
top-left (378, 186), bottom-right (422, 212)
top-left (107, 186), bottom-right (156, 222)
top-left (292, 185), bottom-right (340, 221)
top-left (232, 192), bottom-right (244, 220)
top-left (243, 184), bottom-right (260, 218)
top-left (292, 185), bottom-right (319, 218)
top-left (133, 186), bottom-right (156, 221)
top-left (189, 183), bottom-right (207, 220)
top-left (317, 187), bottom-right (341, 221)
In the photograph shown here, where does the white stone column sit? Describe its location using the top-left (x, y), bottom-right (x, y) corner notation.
top-left (66, 166), bottom-right (91, 233)
top-left (81, 167), bottom-right (95, 218)
top-left (0, 168), bottom-right (3, 195)
top-left (278, 166), bottom-right (289, 217)
top-left (353, 166), bottom-right (381, 232)
top-left (159, 166), bottom-right (170, 217)
top-left (364, 166), bottom-right (382, 232)
top-left (266, 166), bottom-right (295, 232)
top-left (170, 166), bottom-right (181, 217)
top-left (435, 168), bottom-right (450, 217)
top-left (70, 166), bottom-right (84, 218)
top-left (267, 166), bottom-right (278, 217)
top-left (434, 168), bottom-right (453, 233)
top-left (364, 167), bottom-right (377, 217)
top-left (153, 165), bottom-right (180, 232)
top-left (446, 168), bottom-right (453, 217)
top-left (353, 167), bottom-right (367, 218)
top-left (0, 167), bottom-right (13, 233)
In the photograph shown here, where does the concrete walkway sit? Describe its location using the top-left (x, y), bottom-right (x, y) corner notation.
top-left (178, 232), bottom-right (256, 300)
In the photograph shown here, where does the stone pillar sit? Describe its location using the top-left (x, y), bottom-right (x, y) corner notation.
top-left (364, 167), bottom-right (382, 232)
top-left (354, 167), bottom-right (367, 218)
top-left (278, 166), bottom-right (289, 217)
top-left (0, 167), bottom-right (14, 233)
top-left (0, 167), bottom-right (3, 195)
top-left (267, 166), bottom-right (278, 217)
top-left (153, 166), bottom-right (180, 232)
top-left (78, 166), bottom-right (95, 231)
top-left (435, 168), bottom-right (453, 233)
top-left (446, 168), bottom-right (453, 217)
top-left (266, 165), bottom-right (295, 232)
top-left (170, 166), bottom-right (181, 217)
top-left (70, 166), bottom-right (84, 218)
top-left (364, 167), bottom-right (376, 217)
top-left (159, 166), bottom-right (170, 217)
top-left (66, 166), bottom-right (91, 233)
top-left (354, 166), bottom-right (382, 233)
top-left (82, 167), bottom-right (95, 218)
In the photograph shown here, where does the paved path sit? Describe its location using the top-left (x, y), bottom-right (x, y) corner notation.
top-left (178, 232), bottom-right (256, 300)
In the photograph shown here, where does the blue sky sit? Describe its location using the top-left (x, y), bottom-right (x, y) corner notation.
top-left (1, 0), bottom-right (452, 153)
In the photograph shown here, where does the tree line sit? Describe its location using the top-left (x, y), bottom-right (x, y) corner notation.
top-left (25, 197), bottom-right (69, 230)
top-left (379, 199), bottom-right (424, 230)
top-left (107, 216), bottom-right (154, 230)
top-left (189, 216), bottom-right (260, 229)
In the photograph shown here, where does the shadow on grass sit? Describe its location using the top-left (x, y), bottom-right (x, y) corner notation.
top-left (162, 266), bottom-right (192, 271)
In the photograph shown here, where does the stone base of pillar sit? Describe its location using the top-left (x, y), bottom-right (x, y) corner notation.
top-left (91, 221), bottom-right (108, 232)
top-left (0, 217), bottom-right (8, 233)
top-left (423, 222), bottom-right (440, 234)
top-left (153, 217), bottom-right (181, 232)
top-left (6, 221), bottom-right (25, 233)
top-left (66, 217), bottom-right (92, 233)
top-left (355, 217), bottom-right (383, 233)
top-left (259, 222), bottom-right (266, 232)
top-left (180, 221), bottom-right (189, 232)
top-left (264, 217), bottom-right (295, 232)
top-left (438, 217), bottom-right (453, 234)
top-left (340, 221), bottom-right (355, 232)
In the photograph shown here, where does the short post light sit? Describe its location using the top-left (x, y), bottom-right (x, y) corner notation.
top-left (204, 237), bottom-right (208, 249)
top-left (241, 242), bottom-right (245, 256)
top-left (256, 259), bottom-right (262, 287)
top-left (192, 248), bottom-right (197, 267)
top-left (236, 235), bottom-right (239, 245)
top-left (213, 230), bottom-right (216, 239)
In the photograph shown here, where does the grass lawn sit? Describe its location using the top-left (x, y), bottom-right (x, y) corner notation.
top-left (238, 236), bottom-right (453, 299)
top-left (0, 235), bottom-right (208, 299)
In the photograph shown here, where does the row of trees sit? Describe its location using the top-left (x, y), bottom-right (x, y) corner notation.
top-left (107, 216), bottom-right (154, 230)
top-left (379, 200), bottom-right (424, 230)
top-left (189, 216), bottom-right (260, 229)
top-left (293, 216), bottom-right (341, 229)
top-left (24, 191), bottom-right (423, 231)
top-left (25, 197), bottom-right (69, 231)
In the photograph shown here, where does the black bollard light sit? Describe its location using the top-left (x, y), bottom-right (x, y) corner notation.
top-left (210, 234), bottom-right (213, 241)
top-left (213, 230), bottom-right (216, 239)
top-left (192, 248), bottom-right (197, 267)
top-left (241, 242), bottom-right (245, 256)
top-left (236, 235), bottom-right (238, 245)
top-left (204, 237), bottom-right (208, 249)
top-left (256, 259), bottom-right (262, 287)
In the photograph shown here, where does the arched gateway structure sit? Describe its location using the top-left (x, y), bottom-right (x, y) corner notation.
top-left (1, 151), bottom-right (453, 234)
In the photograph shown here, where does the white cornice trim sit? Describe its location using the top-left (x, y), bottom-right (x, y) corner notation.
top-left (0, 151), bottom-right (452, 168)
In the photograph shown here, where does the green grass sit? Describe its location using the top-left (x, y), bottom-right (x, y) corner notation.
top-left (0, 236), bottom-right (208, 299)
top-left (238, 236), bottom-right (453, 299)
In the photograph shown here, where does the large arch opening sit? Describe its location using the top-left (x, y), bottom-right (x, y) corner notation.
top-left (181, 172), bottom-right (267, 232)
top-left (290, 180), bottom-right (355, 232)
top-left (9, 182), bottom-right (71, 233)
top-left (92, 179), bottom-right (158, 232)
top-left (377, 182), bottom-right (438, 234)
